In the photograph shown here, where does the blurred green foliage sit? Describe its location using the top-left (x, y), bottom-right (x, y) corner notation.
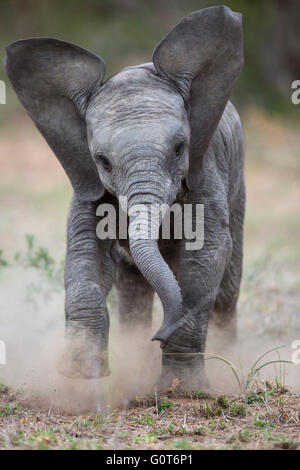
top-left (0, 0), bottom-right (298, 122)
top-left (14, 233), bottom-right (64, 282)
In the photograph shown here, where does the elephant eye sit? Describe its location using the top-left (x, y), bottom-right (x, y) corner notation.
top-left (96, 153), bottom-right (112, 173)
top-left (175, 141), bottom-right (185, 157)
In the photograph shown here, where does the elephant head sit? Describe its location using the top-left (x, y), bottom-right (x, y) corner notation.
top-left (5, 6), bottom-right (243, 347)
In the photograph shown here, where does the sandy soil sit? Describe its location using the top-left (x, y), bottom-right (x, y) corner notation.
top-left (1, 383), bottom-right (299, 450)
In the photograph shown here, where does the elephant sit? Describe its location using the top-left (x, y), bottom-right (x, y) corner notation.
top-left (5, 6), bottom-right (245, 391)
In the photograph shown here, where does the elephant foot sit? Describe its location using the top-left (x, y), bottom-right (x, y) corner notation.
top-left (57, 338), bottom-right (110, 380)
top-left (156, 366), bottom-right (210, 394)
top-left (158, 346), bottom-right (210, 393)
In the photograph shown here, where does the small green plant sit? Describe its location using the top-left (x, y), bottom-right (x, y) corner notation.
top-left (155, 427), bottom-right (168, 435)
top-left (254, 413), bottom-right (277, 429)
top-left (134, 433), bottom-right (157, 444)
top-left (28, 430), bottom-right (58, 450)
top-left (25, 233), bottom-right (55, 269)
top-left (71, 414), bottom-right (106, 429)
top-left (246, 390), bottom-right (266, 404)
top-left (157, 397), bottom-right (174, 413)
top-left (194, 426), bottom-right (207, 436)
top-left (204, 400), bottom-right (213, 416)
top-left (217, 395), bottom-right (228, 409)
top-left (263, 431), bottom-right (284, 442)
top-left (200, 396), bottom-right (231, 418)
top-left (246, 381), bottom-right (281, 405)
top-left (136, 414), bottom-right (155, 426)
top-left (204, 346), bottom-right (293, 394)
top-left (9, 234), bottom-right (65, 304)
top-left (15, 234), bottom-right (64, 284)
top-left (0, 401), bottom-right (23, 416)
top-left (178, 423), bottom-right (188, 434)
top-left (229, 400), bottom-right (246, 416)
top-left (244, 346), bottom-right (291, 392)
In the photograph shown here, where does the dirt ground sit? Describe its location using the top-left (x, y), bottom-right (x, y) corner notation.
top-left (1, 382), bottom-right (300, 450)
top-left (0, 107), bottom-right (300, 450)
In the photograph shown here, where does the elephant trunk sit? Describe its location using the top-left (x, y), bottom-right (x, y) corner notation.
top-left (127, 193), bottom-right (184, 347)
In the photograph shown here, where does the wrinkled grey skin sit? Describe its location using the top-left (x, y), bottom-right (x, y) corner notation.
top-left (5, 6), bottom-right (245, 390)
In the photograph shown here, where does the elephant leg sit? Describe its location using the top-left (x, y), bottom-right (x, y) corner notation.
top-left (158, 191), bottom-right (232, 392)
top-left (212, 186), bottom-right (245, 346)
top-left (115, 254), bottom-right (154, 332)
top-left (58, 194), bottom-right (115, 379)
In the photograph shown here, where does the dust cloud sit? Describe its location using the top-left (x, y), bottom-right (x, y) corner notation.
top-left (0, 266), bottom-right (299, 415)
top-left (0, 266), bottom-right (162, 414)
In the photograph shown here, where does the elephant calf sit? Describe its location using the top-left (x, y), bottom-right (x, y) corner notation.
top-left (5, 6), bottom-right (245, 391)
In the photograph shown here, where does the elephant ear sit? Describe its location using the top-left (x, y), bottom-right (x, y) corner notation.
top-left (153, 6), bottom-right (243, 189)
top-left (5, 38), bottom-right (106, 201)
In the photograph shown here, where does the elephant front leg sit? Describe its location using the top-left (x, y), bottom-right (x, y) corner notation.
top-left (58, 195), bottom-right (114, 379)
top-left (158, 208), bottom-right (232, 392)
top-left (158, 296), bottom-right (213, 392)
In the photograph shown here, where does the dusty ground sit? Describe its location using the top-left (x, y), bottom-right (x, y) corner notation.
top-left (0, 107), bottom-right (300, 450)
top-left (1, 382), bottom-right (299, 450)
